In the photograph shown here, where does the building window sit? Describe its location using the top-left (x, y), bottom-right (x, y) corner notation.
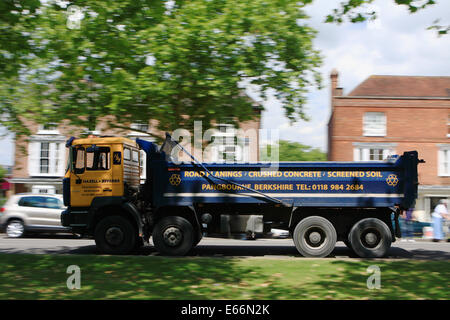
top-left (353, 143), bottom-right (396, 161)
top-left (130, 122), bottom-right (150, 136)
top-left (369, 148), bottom-right (384, 161)
top-left (438, 146), bottom-right (450, 176)
top-left (31, 185), bottom-right (56, 194)
top-left (37, 123), bottom-right (59, 135)
top-left (363, 112), bottom-right (386, 136)
top-left (447, 114), bottom-right (450, 138)
top-left (40, 142), bottom-right (50, 173)
top-left (211, 124), bottom-right (241, 163)
top-left (29, 141), bottom-right (65, 176)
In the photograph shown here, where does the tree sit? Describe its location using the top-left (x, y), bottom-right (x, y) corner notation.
top-left (0, 0), bottom-right (446, 139)
top-left (0, 0), bottom-right (322, 138)
top-left (326, 0), bottom-right (448, 35)
top-left (0, 0), bottom-right (42, 78)
top-left (261, 140), bottom-right (326, 161)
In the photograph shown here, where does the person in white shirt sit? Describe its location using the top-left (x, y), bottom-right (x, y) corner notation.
top-left (432, 200), bottom-right (448, 242)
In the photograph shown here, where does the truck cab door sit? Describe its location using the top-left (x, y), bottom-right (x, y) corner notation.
top-left (70, 145), bottom-right (113, 207)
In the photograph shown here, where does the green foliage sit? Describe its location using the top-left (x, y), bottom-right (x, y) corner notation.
top-left (326, 0), bottom-right (448, 35)
top-left (0, 0), bottom-right (42, 78)
top-left (0, 0), bottom-right (446, 138)
top-left (0, 165), bottom-right (5, 181)
top-left (0, 0), bottom-right (322, 137)
top-left (261, 140), bottom-right (326, 161)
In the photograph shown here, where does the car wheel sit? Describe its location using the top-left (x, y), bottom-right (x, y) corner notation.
top-left (153, 216), bottom-right (194, 256)
top-left (348, 218), bottom-right (392, 258)
top-left (293, 216), bottom-right (337, 258)
top-left (6, 220), bottom-right (25, 238)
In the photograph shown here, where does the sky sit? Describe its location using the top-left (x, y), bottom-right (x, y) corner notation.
top-left (0, 0), bottom-right (449, 166)
top-left (257, 0), bottom-right (450, 150)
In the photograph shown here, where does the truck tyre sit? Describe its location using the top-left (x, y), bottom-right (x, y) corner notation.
top-left (293, 216), bottom-right (337, 258)
top-left (343, 240), bottom-right (354, 251)
top-left (192, 234), bottom-right (203, 248)
top-left (153, 216), bottom-right (194, 256)
top-left (94, 215), bottom-right (137, 255)
top-left (348, 218), bottom-right (392, 258)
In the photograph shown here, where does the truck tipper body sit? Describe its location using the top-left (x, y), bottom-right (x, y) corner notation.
top-left (61, 134), bottom-right (422, 258)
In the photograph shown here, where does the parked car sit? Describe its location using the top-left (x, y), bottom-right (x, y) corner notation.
top-left (0, 193), bottom-right (70, 238)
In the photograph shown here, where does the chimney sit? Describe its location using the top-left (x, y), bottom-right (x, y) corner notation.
top-left (328, 69), bottom-right (342, 161)
top-left (330, 68), bottom-right (343, 97)
top-left (330, 68), bottom-right (343, 113)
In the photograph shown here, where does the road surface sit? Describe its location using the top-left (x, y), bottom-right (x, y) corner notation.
top-left (0, 234), bottom-right (449, 260)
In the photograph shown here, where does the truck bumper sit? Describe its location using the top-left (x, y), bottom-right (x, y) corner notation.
top-left (61, 209), bottom-right (88, 228)
top-left (60, 209), bottom-right (70, 227)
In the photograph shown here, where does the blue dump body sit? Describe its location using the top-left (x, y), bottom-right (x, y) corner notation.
top-left (137, 139), bottom-right (420, 211)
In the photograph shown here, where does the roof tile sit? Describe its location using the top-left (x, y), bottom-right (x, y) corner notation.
top-left (348, 75), bottom-right (450, 97)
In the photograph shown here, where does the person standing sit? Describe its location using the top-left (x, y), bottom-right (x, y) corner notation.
top-left (432, 200), bottom-right (448, 242)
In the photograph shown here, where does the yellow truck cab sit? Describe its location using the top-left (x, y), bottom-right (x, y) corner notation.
top-left (64, 137), bottom-right (140, 207)
top-left (62, 136), bottom-right (146, 253)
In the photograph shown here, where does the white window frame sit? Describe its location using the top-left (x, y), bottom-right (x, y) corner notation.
top-left (129, 122), bottom-right (150, 136)
top-left (363, 112), bottom-right (386, 137)
top-left (438, 145), bottom-right (450, 176)
top-left (211, 124), bottom-right (243, 163)
top-left (28, 138), bottom-right (66, 177)
top-left (447, 114), bottom-right (450, 138)
top-left (353, 143), bottom-right (396, 162)
top-left (37, 123), bottom-right (59, 135)
top-left (32, 185), bottom-right (56, 194)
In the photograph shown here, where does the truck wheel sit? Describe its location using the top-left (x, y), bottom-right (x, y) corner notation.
top-left (94, 215), bottom-right (137, 255)
top-left (293, 216), bottom-right (337, 258)
top-left (343, 240), bottom-right (353, 251)
top-left (348, 218), bottom-right (392, 258)
top-left (192, 234), bottom-right (203, 248)
top-left (153, 216), bottom-right (194, 256)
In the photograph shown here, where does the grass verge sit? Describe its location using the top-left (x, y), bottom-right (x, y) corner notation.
top-left (0, 253), bottom-right (448, 300)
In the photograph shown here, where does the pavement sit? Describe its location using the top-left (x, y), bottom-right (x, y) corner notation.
top-left (0, 234), bottom-right (449, 260)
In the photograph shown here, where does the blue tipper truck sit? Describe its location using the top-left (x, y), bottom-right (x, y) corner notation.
top-left (61, 133), bottom-right (422, 258)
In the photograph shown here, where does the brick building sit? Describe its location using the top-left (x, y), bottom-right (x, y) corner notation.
top-left (10, 107), bottom-right (261, 196)
top-left (328, 70), bottom-right (450, 221)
